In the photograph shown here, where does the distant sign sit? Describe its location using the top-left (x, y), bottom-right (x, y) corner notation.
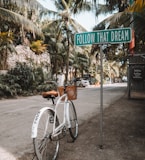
top-left (74, 28), bottom-right (132, 46)
top-left (132, 67), bottom-right (144, 80)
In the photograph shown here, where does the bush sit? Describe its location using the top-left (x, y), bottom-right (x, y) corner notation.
top-left (8, 62), bottom-right (34, 90)
top-left (0, 84), bottom-right (16, 98)
top-left (32, 67), bottom-right (44, 88)
top-left (36, 81), bottom-right (57, 92)
top-left (0, 62), bottom-right (57, 98)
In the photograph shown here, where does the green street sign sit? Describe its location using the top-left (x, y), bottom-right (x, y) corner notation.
top-left (129, 0), bottom-right (134, 5)
top-left (74, 28), bottom-right (132, 46)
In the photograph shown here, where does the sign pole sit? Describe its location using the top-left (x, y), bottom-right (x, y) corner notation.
top-left (99, 45), bottom-right (104, 149)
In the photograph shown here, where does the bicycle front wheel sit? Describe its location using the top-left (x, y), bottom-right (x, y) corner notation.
top-left (33, 109), bottom-right (59, 160)
top-left (68, 100), bottom-right (78, 141)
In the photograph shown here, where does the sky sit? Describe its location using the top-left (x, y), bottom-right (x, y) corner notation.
top-left (37, 0), bottom-right (112, 31)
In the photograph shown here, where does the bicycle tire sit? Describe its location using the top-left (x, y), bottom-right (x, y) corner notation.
top-left (33, 108), bottom-right (59, 160)
top-left (68, 100), bottom-right (78, 141)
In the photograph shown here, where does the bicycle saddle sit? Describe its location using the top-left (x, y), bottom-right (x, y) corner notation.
top-left (42, 90), bottom-right (58, 98)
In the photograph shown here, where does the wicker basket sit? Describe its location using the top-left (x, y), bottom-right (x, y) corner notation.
top-left (58, 85), bottom-right (77, 100)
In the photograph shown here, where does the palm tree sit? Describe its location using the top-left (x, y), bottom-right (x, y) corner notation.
top-left (40, 0), bottom-right (93, 83)
top-left (69, 50), bottom-right (90, 79)
top-left (42, 20), bottom-right (66, 78)
top-left (0, 1), bottom-right (44, 71)
top-left (104, 61), bottom-right (121, 83)
top-left (0, 31), bottom-right (16, 70)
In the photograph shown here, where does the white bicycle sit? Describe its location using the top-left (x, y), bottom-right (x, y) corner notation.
top-left (31, 82), bottom-right (78, 160)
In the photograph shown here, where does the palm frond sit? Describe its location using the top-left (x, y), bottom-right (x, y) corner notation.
top-left (94, 11), bottom-right (131, 30)
top-left (96, 4), bottom-right (113, 17)
top-left (128, 0), bottom-right (145, 13)
top-left (0, 7), bottom-right (43, 37)
top-left (69, 18), bottom-right (87, 32)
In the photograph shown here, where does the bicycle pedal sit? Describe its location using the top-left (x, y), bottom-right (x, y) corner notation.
top-left (49, 116), bottom-right (54, 123)
top-left (62, 129), bottom-right (66, 137)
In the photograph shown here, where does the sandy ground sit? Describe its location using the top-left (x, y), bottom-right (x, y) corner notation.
top-left (19, 92), bottom-right (145, 160)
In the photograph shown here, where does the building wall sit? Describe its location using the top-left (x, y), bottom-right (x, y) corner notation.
top-left (7, 45), bottom-right (51, 70)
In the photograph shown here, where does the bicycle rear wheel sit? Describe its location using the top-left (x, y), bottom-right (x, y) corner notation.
top-left (33, 109), bottom-right (59, 160)
top-left (68, 100), bottom-right (78, 141)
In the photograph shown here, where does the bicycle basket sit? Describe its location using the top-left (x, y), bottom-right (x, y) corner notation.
top-left (58, 85), bottom-right (77, 100)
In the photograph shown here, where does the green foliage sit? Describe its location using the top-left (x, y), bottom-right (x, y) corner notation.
top-left (33, 67), bottom-right (44, 85)
top-left (0, 31), bottom-right (15, 70)
top-left (30, 40), bottom-right (47, 55)
top-left (8, 62), bottom-right (34, 90)
top-left (37, 83), bottom-right (57, 92)
top-left (0, 83), bottom-right (15, 98)
top-left (0, 62), bottom-right (56, 99)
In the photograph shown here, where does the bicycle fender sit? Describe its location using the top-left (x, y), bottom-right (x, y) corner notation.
top-left (31, 107), bottom-right (54, 138)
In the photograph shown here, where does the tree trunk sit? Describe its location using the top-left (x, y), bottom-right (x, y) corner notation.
top-left (65, 29), bottom-right (70, 84)
top-left (0, 49), bottom-right (8, 70)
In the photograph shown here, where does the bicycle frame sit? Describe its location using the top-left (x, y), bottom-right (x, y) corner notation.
top-left (52, 93), bottom-right (71, 138)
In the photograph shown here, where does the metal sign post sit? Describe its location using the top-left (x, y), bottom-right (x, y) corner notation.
top-left (99, 45), bottom-right (104, 149)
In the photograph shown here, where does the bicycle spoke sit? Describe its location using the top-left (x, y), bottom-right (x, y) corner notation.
top-left (33, 109), bottom-right (59, 160)
top-left (68, 101), bottom-right (78, 141)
